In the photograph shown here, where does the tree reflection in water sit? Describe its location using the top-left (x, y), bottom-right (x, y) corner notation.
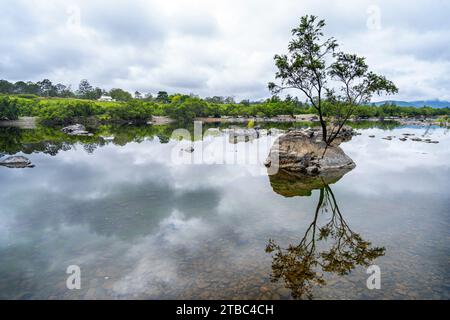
top-left (266, 172), bottom-right (385, 300)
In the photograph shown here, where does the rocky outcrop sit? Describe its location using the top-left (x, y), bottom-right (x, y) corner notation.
top-left (61, 124), bottom-right (93, 136)
top-left (0, 156), bottom-right (34, 168)
top-left (265, 126), bottom-right (356, 176)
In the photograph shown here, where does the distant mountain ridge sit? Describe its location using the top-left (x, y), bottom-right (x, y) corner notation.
top-left (372, 100), bottom-right (450, 108)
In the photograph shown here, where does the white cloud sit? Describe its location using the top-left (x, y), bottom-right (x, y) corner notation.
top-left (0, 0), bottom-right (449, 100)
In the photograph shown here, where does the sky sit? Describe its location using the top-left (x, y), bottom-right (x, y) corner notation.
top-left (1, 0), bottom-right (449, 101)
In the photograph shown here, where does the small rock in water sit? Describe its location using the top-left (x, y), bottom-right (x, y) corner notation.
top-left (184, 146), bottom-right (195, 153)
top-left (369, 135), bottom-right (375, 138)
top-left (382, 137), bottom-right (392, 140)
top-left (61, 124), bottom-right (92, 136)
top-left (0, 156), bottom-right (34, 168)
top-left (399, 138), bottom-right (407, 141)
top-left (411, 137), bottom-right (422, 142)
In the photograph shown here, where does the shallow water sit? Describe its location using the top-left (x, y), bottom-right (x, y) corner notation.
top-left (0, 123), bottom-right (449, 300)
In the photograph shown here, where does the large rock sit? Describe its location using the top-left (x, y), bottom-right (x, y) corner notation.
top-left (0, 156), bottom-right (34, 168)
top-left (61, 124), bottom-right (92, 136)
top-left (265, 126), bottom-right (356, 176)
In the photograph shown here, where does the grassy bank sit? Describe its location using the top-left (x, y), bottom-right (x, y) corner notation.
top-left (1, 94), bottom-right (450, 125)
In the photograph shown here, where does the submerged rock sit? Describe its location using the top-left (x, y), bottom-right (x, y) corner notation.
top-left (265, 126), bottom-right (356, 176)
top-left (0, 156), bottom-right (34, 168)
top-left (61, 124), bottom-right (92, 136)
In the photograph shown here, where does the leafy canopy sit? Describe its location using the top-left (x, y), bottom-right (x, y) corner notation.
top-left (269, 15), bottom-right (398, 144)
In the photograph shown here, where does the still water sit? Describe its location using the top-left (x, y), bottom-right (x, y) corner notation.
top-left (0, 123), bottom-right (449, 299)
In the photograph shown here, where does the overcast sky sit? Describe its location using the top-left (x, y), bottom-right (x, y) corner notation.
top-left (1, 0), bottom-right (449, 101)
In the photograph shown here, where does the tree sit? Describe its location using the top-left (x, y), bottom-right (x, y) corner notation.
top-left (156, 91), bottom-right (170, 104)
top-left (25, 81), bottom-right (40, 95)
top-left (0, 80), bottom-right (14, 94)
top-left (142, 93), bottom-right (153, 101)
top-left (269, 15), bottom-right (398, 145)
top-left (76, 80), bottom-right (104, 100)
top-left (37, 79), bottom-right (57, 97)
top-left (134, 91), bottom-right (142, 99)
top-left (91, 87), bottom-right (104, 100)
top-left (77, 79), bottom-right (94, 98)
top-left (109, 88), bottom-right (132, 102)
top-left (55, 84), bottom-right (74, 98)
top-left (13, 81), bottom-right (29, 94)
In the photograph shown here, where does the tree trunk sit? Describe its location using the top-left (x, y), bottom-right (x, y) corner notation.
top-left (319, 113), bottom-right (327, 142)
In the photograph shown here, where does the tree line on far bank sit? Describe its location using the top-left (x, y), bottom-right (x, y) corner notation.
top-left (1, 93), bottom-right (449, 124)
top-left (0, 78), bottom-right (158, 102)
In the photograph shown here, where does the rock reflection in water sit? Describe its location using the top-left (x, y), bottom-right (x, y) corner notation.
top-left (266, 170), bottom-right (386, 299)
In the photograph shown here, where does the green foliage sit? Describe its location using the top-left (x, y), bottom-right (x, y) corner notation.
top-left (269, 15), bottom-right (398, 145)
top-left (165, 96), bottom-right (208, 123)
top-left (109, 88), bottom-right (133, 102)
top-left (156, 91), bottom-right (170, 104)
top-left (77, 80), bottom-right (103, 100)
top-left (38, 101), bottom-right (101, 124)
top-left (31, 99), bottom-right (153, 124)
top-left (105, 100), bottom-right (154, 122)
top-left (1, 94), bottom-right (449, 125)
top-left (0, 97), bottom-right (20, 120)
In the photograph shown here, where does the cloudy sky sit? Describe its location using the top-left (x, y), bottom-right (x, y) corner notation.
top-left (1, 0), bottom-right (449, 101)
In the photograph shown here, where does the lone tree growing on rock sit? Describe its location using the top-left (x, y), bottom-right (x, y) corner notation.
top-left (268, 15), bottom-right (398, 145)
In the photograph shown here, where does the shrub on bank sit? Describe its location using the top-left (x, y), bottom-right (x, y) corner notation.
top-left (0, 97), bottom-right (20, 120)
top-left (105, 100), bottom-right (154, 122)
top-left (38, 101), bottom-right (102, 124)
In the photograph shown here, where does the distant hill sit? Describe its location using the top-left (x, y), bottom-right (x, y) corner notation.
top-left (372, 100), bottom-right (450, 108)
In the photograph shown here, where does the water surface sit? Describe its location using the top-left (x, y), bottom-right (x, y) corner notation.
top-left (0, 123), bottom-right (449, 299)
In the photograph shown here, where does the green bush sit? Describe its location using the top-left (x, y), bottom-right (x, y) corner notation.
top-left (0, 97), bottom-right (20, 120)
top-left (165, 97), bottom-right (208, 123)
top-left (106, 100), bottom-right (154, 122)
top-left (38, 101), bottom-right (102, 124)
